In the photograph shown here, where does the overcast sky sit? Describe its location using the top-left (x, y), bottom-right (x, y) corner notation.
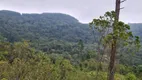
top-left (0, 0), bottom-right (141, 23)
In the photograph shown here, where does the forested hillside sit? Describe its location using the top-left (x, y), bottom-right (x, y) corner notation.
top-left (129, 23), bottom-right (142, 40)
top-left (0, 10), bottom-right (94, 43)
top-left (0, 10), bottom-right (142, 65)
top-left (0, 10), bottom-right (141, 49)
top-left (0, 10), bottom-right (142, 80)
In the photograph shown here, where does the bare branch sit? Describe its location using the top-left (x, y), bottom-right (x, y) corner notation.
top-left (120, 7), bottom-right (125, 10)
top-left (121, 0), bottom-right (126, 3)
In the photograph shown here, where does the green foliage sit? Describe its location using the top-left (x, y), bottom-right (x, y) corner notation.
top-left (90, 11), bottom-right (140, 47)
top-left (0, 42), bottom-right (10, 61)
top-left (1, 78), bottom-right (7, 80)
top-left (89, 11), bottom-right (141, 79)
top-left (136, 65), bottom-right (142, 73)
top-left (0, 10), bottom-right (93, 44)
top-left (0, 10), bottom-right (141, 66)
top-left (125, 73), bottom-right (137, 80)
top-left (115, 74), bottom-right (125, 80)
top-left (116, 64), bottom-right (133, 75)
top-left (0, 10), bottom-right (142, 80)
top-left (0, 41), bottom-right (140, 80)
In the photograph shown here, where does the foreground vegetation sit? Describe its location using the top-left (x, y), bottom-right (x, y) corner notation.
top-left (0, 41), bottom-right (142, 80)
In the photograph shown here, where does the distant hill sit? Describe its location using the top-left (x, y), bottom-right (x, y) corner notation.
top-left (0, 10), bottom-right (95, 43)
top-left (0, 10), bottom-right (142, 50)
top-left (0, 10), bottom-right (142, 65)
top-left (129, 23), bottom-right (142, 40)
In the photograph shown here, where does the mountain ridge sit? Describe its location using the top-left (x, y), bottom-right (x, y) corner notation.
top-left (0, 10), bottom-right (94, 43)
top-left (0, 10), bottom-right (142, 43)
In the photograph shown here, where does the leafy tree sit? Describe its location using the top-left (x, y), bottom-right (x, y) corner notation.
top-left (90, 11), bottom-right (140, 80)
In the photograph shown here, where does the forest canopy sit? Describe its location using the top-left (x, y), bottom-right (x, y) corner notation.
top-left (0, 10), bottom-right (142, 80)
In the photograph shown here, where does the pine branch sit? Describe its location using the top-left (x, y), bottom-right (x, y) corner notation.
top-left (121, 0), bottom-right (126, 3)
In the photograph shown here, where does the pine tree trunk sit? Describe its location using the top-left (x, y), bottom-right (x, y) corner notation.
top-left (108, 40), bottom-right (117, 80)
top-left (108, 0), bottom-right (120, 80)
top-left (115, 0), bottom-right (120, 21)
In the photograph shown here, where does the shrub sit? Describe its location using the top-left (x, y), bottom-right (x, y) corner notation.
top-left (125, 73), bottom-right (137, 80)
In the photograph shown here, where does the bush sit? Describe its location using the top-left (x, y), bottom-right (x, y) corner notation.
top-left (125, 73), bottom-right (137, 80)
top-left (115, 74), bottom-right (125, 80)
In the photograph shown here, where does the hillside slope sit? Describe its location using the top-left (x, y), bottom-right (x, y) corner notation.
top-left (0, 10), bottom-right (94, 43)
top-left (0, 10), bottom-right (142, 65)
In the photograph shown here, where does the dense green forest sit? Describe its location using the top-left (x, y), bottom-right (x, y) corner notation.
top-left (0, 10), bottom-right (142, 80)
